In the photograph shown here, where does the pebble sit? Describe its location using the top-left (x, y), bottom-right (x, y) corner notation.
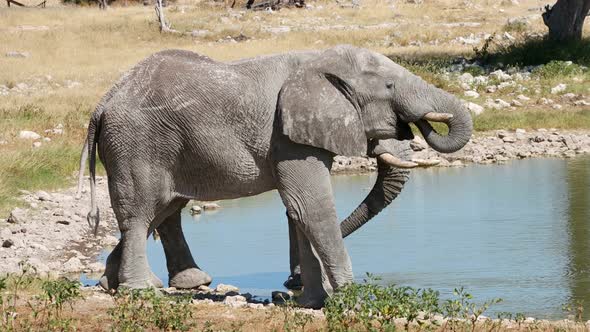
top-left (551, 83), bottom-right (567, 94)
top-left (2, 239), bottom-right (14, 248)
top-left (464, 90), bottom-right (479, 98)
top-left (19, 131), bottom-right (41, 140)
top-left (7, 208), bottom-right (26, 223)
top-left (35, 191), bottom-right (53, 201)
top-left (223, 295), bottom-right (248, 307)
top-left (215, 284), bottom-right (240, 294)
top-left (465, 102), bottom-right (484, 115)
top-left (190, 205), bottom-right (202, 214)
top-left (203, 202), bottom-right (221, 210)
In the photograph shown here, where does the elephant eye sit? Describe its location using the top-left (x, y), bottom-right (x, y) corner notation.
top-left (385, 81), bottom-right (394, 89)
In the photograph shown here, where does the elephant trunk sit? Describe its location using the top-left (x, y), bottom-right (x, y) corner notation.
top-left (415, 94), bottom-right (473, 154)
top-left (340, 161), bottom-right (410, 238)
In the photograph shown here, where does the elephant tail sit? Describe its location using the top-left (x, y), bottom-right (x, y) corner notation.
top-left (86, 109), bottom-right (102, 236)
top-left (75, 137), bottom-right (89, 200)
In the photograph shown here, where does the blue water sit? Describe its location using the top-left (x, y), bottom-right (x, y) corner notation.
top-left (83, 156), bottom-right (590, 319)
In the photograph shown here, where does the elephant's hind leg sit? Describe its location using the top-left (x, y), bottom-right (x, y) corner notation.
top-left (99, 241), bottom-right (163, 290)
top-left (157, 207), bottom-right (212, 289)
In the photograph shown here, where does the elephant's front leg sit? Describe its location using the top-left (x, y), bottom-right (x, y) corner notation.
top-left (273, 141), bottom-right (353, 308)
top-left (157, 209), bottom-right (212, 289)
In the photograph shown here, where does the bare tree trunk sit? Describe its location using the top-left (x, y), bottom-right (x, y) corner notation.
top-left (98, 0), bottom-right (108, 10)
top-left (155, 0), bottom-right (173, 32)
top-left (543, 0), bottom-right (590, 41)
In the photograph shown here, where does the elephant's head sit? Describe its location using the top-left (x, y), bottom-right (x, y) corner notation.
top-left (278, 44), bottom-right (473, 157)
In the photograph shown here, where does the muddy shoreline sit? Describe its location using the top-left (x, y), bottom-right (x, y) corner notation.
top-left (1, 129), bottom-right (589, 278)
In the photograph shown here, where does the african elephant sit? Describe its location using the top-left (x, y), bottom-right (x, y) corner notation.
top-left (84, 45), bottom-right (472, 308)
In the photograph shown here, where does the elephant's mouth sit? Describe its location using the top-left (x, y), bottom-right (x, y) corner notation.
top-left (375, 111), bottom-right (453, 168)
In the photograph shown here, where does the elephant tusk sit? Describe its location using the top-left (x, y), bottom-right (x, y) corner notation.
top-left (411, 158), bottom-right (441, 167)
top-left (378, 153), bottom-right (418, 168)
top-left (423, 112), bottom-right (453, 122)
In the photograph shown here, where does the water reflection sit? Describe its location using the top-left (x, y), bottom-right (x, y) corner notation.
top-left (566, 156), bottom-right (590, 319)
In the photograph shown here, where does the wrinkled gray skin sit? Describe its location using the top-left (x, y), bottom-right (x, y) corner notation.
top-left (284, 139), bottom-right (412, 291)
top-left (85, 45), bottom-right (472, 308)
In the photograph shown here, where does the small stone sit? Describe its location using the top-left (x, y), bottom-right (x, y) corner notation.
top-left (7, 208), bottom-right (26, 223)
top-left (35, 191), bottom-right (52, 201)
top-left (197, 285), bottom-right (211, 292)
top-left (552, 104), bottom-right (563, 110)
top-left (562, 93), bottom-right (576, 99)
top-left (215, 283), bottom-right (239, 294)
top-left (190, 205), bottom-right (202, 215)
top-left (538, 98), bottom-right (554, 105)
top-left (511, 100), bottom-right (523, 107)
top-left (6, 51), bottom-right (30, 58)
top-left (464, 90), bottom-right (479, 98)
top-left (450, 160), bottom-right (464, 167)
top-left (550, 83), bottom-right (567, 94)
top-left (495, 99), bottom-right (511, 108)
top-left (515, 128), bottom-right (526, 134)
top-left (248, 303), bottom-right (264, 309)
top-left (490, 70), bottom-right (511, 81)
top-left (573, 100), bottom-right (590, 106)
top-left (465, 102), bottom-right (484, 115)
top-left (191, 30), bottom-right (210, 37)
top-left (2, 239), bottom-right (14, 248)
top-left (223, 295), bottom-right (247, 307)
top-left (485, 85), bottom-right (497, 93)
top-left (202, 203), bottom-right (220, 210)
top-left (32, 142), bottom-right (42, 148)
top-left (458, 72), bottom-right (474, 84)
top-left (516, 94), bottom-right (530, 101)
top-left (19, 131), bottom-right (41, 140)
top-left (63, 257), bottom-right (83, 272)
top-left (502, 136), bottom-right (517, 143)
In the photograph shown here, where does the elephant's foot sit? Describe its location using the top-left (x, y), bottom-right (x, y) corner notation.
top-left (283, 273), bottom-right (303, 291)
top-left (295, 290), bottom-right (327, 309)
top-left (169, 268), bottom-right (212, 289)
top-left (99, 271), bottom-right (163, 290)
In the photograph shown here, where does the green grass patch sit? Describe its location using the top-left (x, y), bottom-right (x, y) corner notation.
top-left (473, 109), bottom-right (590, 131)
top-left (0, 144), bottom-right (81, 214)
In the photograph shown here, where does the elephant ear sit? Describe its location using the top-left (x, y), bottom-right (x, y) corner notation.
top-left (277, 50), bottom-right (367, 157)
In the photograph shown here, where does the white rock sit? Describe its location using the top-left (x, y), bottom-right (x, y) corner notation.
top-left (502, 32), bottom-right (515, 41)
top-left (490, 70), bottom-right (512, 81)
top-left (215, 283), bottom-right (239, 294)
top-left (458, 73), bottom-right (474, 84)
top-left (35, 191), bottom-right (52, 201)
top-left (223, 295), bottom-right (247, 307)
top-left (190, 205), bottom-right (202, 214)
top-left (511, 100), bottom-right (523, 107)
top-left (43, 137), bottom-right (51, 142)
top-left (551, 83), bottom-right (567, 94)
top-left (19, 131), bottom-right (41, 140)
top-left (517, 94), bottom-right (530, 101)
top-left (32, 142), bottom-right (42, 148)
top-left (464, 90), bottom-right (480, 98)
top-left (496, 99), bottom-right (511, 108)
top-left (465, 102), bottom-right (484, 115)
top-left (7, 208), bottom-right (26, 223)
top-left (562, 93), bottom-right (576, 99)
top-left (574, 100), bottom-right (590, 106)
top-left (203, 203), bottom-right (220, 210)
top-left (552, 104), bottom-right (563, 110)
top-left (63, 257), bottom-right (83, 272)
top-left (473, 76), bottom-right (488, 85)
top-left (485, 85), bottom-right (497, 93)
top-left (247, 303), bottom-right (264, 309)
top-left (460, 82), bottom-right (471, 90)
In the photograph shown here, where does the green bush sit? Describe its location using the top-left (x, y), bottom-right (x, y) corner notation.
top-left (108, 288), bottom-right (194, 332)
